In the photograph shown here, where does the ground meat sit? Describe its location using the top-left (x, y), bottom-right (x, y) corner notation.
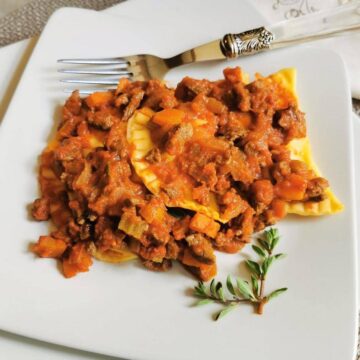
top-left (234, 82), bottom-right (251, 112)
top-left (219, 190), bottom-right (249, 221)
top-left (272, 161), bottom-right (291, 183)
top-left (223, 147), bottom-right (254, 185)
top-left (32, 66), bottom-right (330, 281)
top-left (145, 147), bottom-right (162, 163)
top-left (32, 197), bottom-right (50, 220)
top-left (123, 88), bottom-right (145, 121)
top-left (115, 94), bottom-right (129, 108)
top-left (306, 177), bottom-right (329, 200)
top-left (271, 146), bottom-right (291, 163)
top-left (143, 80), bottom-right (178, 109)
top-left (142, 258), bottom-right (172, 272)
top-left (214, 229), bottom-right (247, 253)
top-left (55, 138), bottom-right (83, 162)
top-left (175, 77), bottom-right (213, 101)
top-left (275, 106), bottom-right (306, 142)
top-left (219, 111), bottom-right (251, 141)
top-left (106, 122), bottom-right (129, 159)
top-left (243, 135), bottom-right (272, 169)
top-left (115, 78), bottom-right (131, 95)
top-left (185, 234), bottom-right (215, 265)
top-left (87, 109), bottom-right (116, 130)
top-left (64, 90), bottom-right (82, 116)
top-left (138, 245), bottom-right (167, 262)
top-left (192, 184), bottom-right (210, 205)
top-left (251, 179), bottom-right (274, 207)
top-left (58, 116), bottom-right (82, 139)
top-left (165, 123), bottom-right (193, 155)
top-left (166, 240), bottom-right (181, 260)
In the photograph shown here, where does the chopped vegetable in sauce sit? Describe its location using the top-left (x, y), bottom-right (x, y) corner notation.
top-left (31, 67), bottom-right (343, 280)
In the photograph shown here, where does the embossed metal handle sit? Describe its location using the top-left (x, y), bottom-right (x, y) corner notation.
top-left (220, 27), bottom-right (274, 58)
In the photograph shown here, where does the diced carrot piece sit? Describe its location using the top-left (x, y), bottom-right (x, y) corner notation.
top-left (172, 216), bottom-right (191, 240)
top-left (85, 92), bottom-right (113, 109)
top-left (274, 173), bottom-right (307, 201)
top-left (152, 109), bottom-right (185, 128)
top-left (206, 98), bottom-right (226, 114)
top-left (181, 249), bottom-right (217, 281)
top-left (271, 199), bottom-right (287, 219)
top-left (62, 258), bottom-right (79, 278)
top-left (62, 243), bottom-right (93, 278)
top-left (189, 212), bottom-right (220, 238)
top-left (198, 263), bottom-right (217, 281)
top-left (206, 221), bottom-right (221, 239)
top-left (182, 248), bottom-right (204, 268)
top-left (68, 243), bottom-right (93, 272)
top-left (32, 236), bottom-right (67, 258)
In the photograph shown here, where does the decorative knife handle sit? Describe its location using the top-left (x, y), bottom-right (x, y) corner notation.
top-left (177, 3), bottom-right (359, 66)
top-left (220, 27), bottom-right (275, 58)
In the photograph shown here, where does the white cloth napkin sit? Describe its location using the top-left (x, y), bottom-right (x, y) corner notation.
top-left (253, 0), bottom-right (360, 99)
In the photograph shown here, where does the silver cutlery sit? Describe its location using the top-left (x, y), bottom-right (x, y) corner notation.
top-left (58, 1), bottom-right (360, 93)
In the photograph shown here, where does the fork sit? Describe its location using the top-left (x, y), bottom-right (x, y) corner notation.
top-left (58, 2), bottom-right (360, 93)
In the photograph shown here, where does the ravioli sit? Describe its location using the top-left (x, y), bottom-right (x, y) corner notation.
top-left (273, 68), bottom-right (343, 215)
top-left (127, 108), bottom-right (224, 222)
top-left (93, 247), bottom-right (137, 263)
top-left (128, 69), bottom-right (343, 219)
top-left (31, 68), bottom-right (344, 280)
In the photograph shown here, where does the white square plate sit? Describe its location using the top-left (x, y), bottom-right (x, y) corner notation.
top-left (0, 4), bottom-right (357, 360)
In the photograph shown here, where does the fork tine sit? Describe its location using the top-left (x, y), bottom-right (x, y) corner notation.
top-left (57, 57), bottom-right (129, 65)
top-left (59, 68), bottom-right (131, 75)
top-left (60, 77), bottom-right (129, 85)
top-left (63, 88), bottom-right (116, 94)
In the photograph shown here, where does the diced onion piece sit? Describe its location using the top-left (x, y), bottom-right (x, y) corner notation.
top-left (118, 212), bottom-right (148, 240)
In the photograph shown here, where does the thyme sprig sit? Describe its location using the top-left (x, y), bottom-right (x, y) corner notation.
top-left (193, 228), bottom-right (287, 320)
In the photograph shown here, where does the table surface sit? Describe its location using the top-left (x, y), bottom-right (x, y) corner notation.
top-left (0, 0), bottom-right (31, 17)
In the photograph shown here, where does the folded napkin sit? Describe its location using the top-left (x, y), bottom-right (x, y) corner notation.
top-left (0, 0), bottom-right (122, 46)
top-left (253, 0), bottom-right (360, 99)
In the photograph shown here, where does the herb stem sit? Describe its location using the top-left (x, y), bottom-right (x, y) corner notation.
top-left (210, 297), bottom-right (251, 305)
top-left (257, 277), bottom-right (265, 314)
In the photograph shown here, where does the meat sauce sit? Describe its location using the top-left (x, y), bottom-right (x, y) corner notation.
top-left (31, 67), bottom-right (329, 280)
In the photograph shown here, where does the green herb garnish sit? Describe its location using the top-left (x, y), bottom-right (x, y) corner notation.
top-left (193, 227), bottom-right (287, 320)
